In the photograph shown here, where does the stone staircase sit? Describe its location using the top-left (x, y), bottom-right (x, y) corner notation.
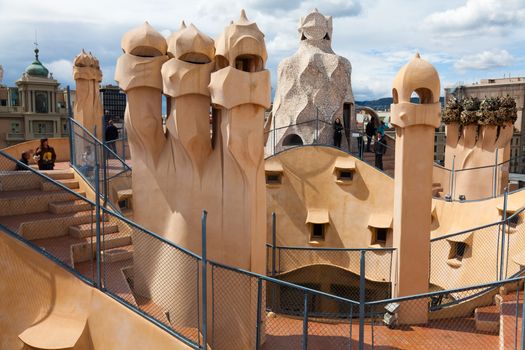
top-left (0, 169), bottom-right (134, 280)
top-left (474, 287), bottom-right (523, 348)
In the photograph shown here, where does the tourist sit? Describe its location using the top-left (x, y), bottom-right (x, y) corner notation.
top-left (374, 132), bottom-right (387, 171)
top-left (105, 119), bottom-right (119, 155)
top-left (333, 118), bottom-right (344, 148)
top-left (34, 138), bottom-right (56, 170)
top-left (80, 145), bottom-right (95, 177)
top-left (377, 120), bottom-right (386, 137)
top-left (15, 150), bottom-right (32, 170)
top-left (365, 116), bottom-right (377, 152)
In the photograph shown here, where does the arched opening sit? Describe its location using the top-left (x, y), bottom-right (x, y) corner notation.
top-left (392, 88), bottom-right (399, 104)
top-left (179, 52), bottom-right (211, 64)
top-left (234, 54), bottom-right (263, 72)
top-left (413, 88), bottom-right (433, 104)
top-left (282, 134), bottom-right (303, 146)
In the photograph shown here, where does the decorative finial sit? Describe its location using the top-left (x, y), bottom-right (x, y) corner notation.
top-left (314, 8), bottom-right (319, 12)
top-left (240, 9), bottom-right (248, 21)
top-left (415, 52), bottom-right (421, 59)
top-left (180, 20), bottom-right (187, 30)
top-left (33, 30), bottom-right (40, 60)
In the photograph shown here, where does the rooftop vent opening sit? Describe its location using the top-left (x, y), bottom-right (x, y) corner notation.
top-left (265, 171), bottom-right (283, 185)
top-left (449, 242), bottom-right (467, 261)
top-left (413, 88), bottom-right (433, 104)
top-left (323, 33), bottom-right (330, 40)
top-left (235, 54), bottom-right (263, 72)
top-left (311, 223), bottom-right (325, 241)
top-left (371, 227), bottom-right (389, 246)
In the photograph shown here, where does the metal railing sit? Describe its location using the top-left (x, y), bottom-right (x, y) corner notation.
top-left (69, 117), bottom-right (131, 210)
top-left (265, 113), bottom-right (366, 159)
top-left (430, 189), bottom-right (525, 295)
top-left (3, 149), bottom-right (525, 348)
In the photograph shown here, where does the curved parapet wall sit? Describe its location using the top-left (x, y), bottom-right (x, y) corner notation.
top-left (0, 137), bottom-right (70, 170)
top-left (0, 231), bottom-right (192, 350)
top-left (265, 144), bottom-right (525, 293)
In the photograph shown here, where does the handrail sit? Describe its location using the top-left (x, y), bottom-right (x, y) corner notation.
top-left (0, 150), bottom-right (97, 206)
top-left (100, 206), bottom-right (202, 260)
top-left (430, 204), bottom-right (525, 242)
top-left (69, 117), bottom-right (131, 170)
top-left (209, 259), bottom-right (360, 305)
top-left (366, 274), bottom-right (525, 306)
top-left (0, 223), bottom-right (95, 287)
top-left (268, 243), bottom-right (396, 252)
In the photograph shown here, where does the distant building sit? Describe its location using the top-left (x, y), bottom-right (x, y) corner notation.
top-left (100, 84), bottom-right (126, 124)
top-left (445, 77), bottom-right (525, 173)
top-left (0, 48), bottom-right (71, 148)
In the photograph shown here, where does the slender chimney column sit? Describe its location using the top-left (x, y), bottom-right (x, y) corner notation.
top-left (390, 53), bottom-right (441, 324)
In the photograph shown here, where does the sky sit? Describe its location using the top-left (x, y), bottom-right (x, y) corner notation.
top-left (0, 0), bottom-right (524, 101)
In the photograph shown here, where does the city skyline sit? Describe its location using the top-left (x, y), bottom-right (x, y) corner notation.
top-left (0, 0), bottom-right (524, 101)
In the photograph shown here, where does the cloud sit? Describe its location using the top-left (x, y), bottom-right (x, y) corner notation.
top-left (423, 0), bottom-right (525, 35)
top-left (454, 50), bottom-right (515, 71)
top-left (248, 0), bottom-right (361, 17)
top-left (43, 59), bottom-right (74, 86)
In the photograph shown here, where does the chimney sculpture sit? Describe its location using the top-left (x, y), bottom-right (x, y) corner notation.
top-left (391, 54), bottom-right (441, 324)
top-left (442, 95), bottom-right (516, 200)
top-left (73, 50), bottom-right (103, 134)
top-left (115, 12), bottom-right (270, 348)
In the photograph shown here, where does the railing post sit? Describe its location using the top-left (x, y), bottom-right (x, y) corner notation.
top-left (500, 188), bottom-right (508, 281)
top-left (272, 117), bottom-right (276, 155)
top-left (255, 278), bottom-right (263, 349)
top-left (201, 210), bottom-right (208, 349)
top-left (516, 279), bottom-right (525, 350)
top-left (358, 250), bottom-right (366, 350)
top-left (493, 151), bottom-right (499, 198)
top-left (302, 291), bottom-right (309, 350)
top-left (68, 118), bottom-right (74, 167)
top-left (450, 155), bottom-right (456, 200)
top-left (94, 129), bottom-right (102, 289)
top-left (272, 212), bottom-right (276, 276)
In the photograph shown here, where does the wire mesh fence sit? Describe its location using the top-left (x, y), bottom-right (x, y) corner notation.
top-left (0, 150), bottom-right (202, 349)
top-left (210, 261), bottom-right (360, 350)
top-left (267, 245), bottom-right (395, 302)
top-left (69, 117), bottom-right (132, 211)
top-left (368, 278), bottom-right (524, 350)
top-left (3, 146), bottom-right (525, 349)
top-left (265, 117), bottom-right (365, 159)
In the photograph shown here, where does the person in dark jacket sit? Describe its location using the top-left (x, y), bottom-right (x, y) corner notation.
top-left (34, 138), bottom-right (56, 170)
top-left (105, 119), bottom-right (119, 154)
top-left (374, 132), bottom-right (387, 171)
top-left (15, 150), bottom-right (31, 170)
top-left (333, 118), bottom-right (344, 148)
top-left (365, 116), bottom-right (377, 152)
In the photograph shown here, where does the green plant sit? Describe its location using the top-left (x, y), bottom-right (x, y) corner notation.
top-left (442, 95), bottom-right (462, 124)
top-left (460, 97), bottom-right (480, 125)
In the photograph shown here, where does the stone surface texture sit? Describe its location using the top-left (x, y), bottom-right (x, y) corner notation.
top-left (269, 9), bottom-right (355, 154)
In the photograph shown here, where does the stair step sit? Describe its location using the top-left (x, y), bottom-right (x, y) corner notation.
top-left (69, 222), bottom-right (119, 238)
top-left (101, 245), bottom-right (134, 263)
top-left (475, 305), bottom-right (500, 333)
top-left (71, 232), bottom-right (131, 263)
top-left (0, 172), bottom-right (43, 191)
top-left (19, 210), bottom-right (107, 240)
top-left (0, 190), bottom-right (86, 216)
top-left (40, 170), bottom-right (75, 180)
top-left (49, 200), bottom-right (92, 214)
top-left (41, 179), bottom-right (80, 191)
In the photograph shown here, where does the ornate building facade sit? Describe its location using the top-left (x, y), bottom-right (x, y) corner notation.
top-left (0, 48), bottom-right (70, 148)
